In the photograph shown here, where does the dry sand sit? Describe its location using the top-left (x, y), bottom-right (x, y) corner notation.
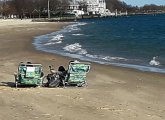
top-left (0, 19), bottom-right (165, 120)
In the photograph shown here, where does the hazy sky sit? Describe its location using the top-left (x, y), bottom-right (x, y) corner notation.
top-left (121, 0), bottom-right (165, 6)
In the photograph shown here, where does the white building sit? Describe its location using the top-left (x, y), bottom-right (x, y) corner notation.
top-left (69, 0), bottom-right (110, 16)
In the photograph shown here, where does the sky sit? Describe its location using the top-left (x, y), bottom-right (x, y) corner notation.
top-left (121, 0), bottom-right (165, 7)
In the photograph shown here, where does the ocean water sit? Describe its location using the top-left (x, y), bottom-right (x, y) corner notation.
top-left (33, 14), bottom-right (165, 73)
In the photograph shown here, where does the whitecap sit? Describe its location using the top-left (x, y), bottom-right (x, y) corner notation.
top-left (72, 34), bottom-right (84, 36)
top-left (50, 34), bottom-right (64, 41)
top-left (44, 41), bottom-right (62, 45)
top-left (77, 22), bottom-right (88, 26)
top-left (149, 57), bottom-right (160, 66)
top-left (64, 22), bottom-right (88, 33)
top-left (63, 43), bottom-right (87, 55)
top-left (78, 49), bottom-right (88, 55)
top-left (70, 27), bottom-right (80, 31)
top-left (44, 34), bottom-right (64, 46)
top-left (102, 56), bottom-right (128, 61)
top-left (110, 57), bottom-right (128, 61)
top-left (44, 42), bottom-right (57, 45)
top-left (86, 54), bottom-right (99, 59)
top-left (55, 41), bottom-right (62, 44)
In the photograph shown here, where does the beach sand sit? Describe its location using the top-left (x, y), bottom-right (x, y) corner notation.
top-left (0, 19), bottom-right (165, 120)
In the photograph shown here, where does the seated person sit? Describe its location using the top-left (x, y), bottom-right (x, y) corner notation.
top-left (58, 66), bottom-right (67, 86)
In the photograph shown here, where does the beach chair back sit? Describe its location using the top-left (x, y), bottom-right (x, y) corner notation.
top-left (17, 63), bottom-right (43, 85)
top-left (66, 61), bottom-right (90, 85)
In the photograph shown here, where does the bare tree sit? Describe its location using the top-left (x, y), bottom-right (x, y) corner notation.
top-left (0, 1), bottom-right (3, 17)
top-left (78, 1), bottom-right (87, 12)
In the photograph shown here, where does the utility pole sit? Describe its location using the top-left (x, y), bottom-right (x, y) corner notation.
top-left (48, 0), bottom-right (50, 19)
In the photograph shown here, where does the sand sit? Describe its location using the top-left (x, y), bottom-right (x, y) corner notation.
top-left (0, 19), bottom-right (165, 120)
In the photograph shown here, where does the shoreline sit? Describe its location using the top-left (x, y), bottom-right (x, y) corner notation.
top-left (33, 21), bottom-right (165, 74)
top-left (0, 19), bottom-right (165, 120)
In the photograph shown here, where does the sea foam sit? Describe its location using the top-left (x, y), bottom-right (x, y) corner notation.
top-left (50, 34), bottom-right (64, 41)
top-left (102, 56), bottom-right (128, 61)
top-left (44, 34), bottom-right (64, 46)
top-left (65, 22), bottom-right (87, 33)
top-left (63, 43), bottom-right (87, 55)
top-left (149, 57), bottom-right (160, 66)
top-left (72, 34), bottom-right (84, 36)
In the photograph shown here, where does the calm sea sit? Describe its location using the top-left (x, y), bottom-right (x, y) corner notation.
top-left (33, 14), bottom-right (165, 73)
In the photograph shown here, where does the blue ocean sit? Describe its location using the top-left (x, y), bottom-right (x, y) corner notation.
top-left (33, 14), bottom-right (165, 73)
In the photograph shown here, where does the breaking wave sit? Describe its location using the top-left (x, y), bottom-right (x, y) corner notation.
top-left (63, 43), bottom-right (87, 55)
top-left (72, 34), bottom-right (84, 36)
top-left (149, 56), bottom-right (160, 66)
top-left (64, 22), bottom-right (88, 32)
top-left (44, 34), bottom-right (64, 46)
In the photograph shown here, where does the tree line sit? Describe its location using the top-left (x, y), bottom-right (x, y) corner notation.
top-left (0, 0), bottom-right (69, 18)
top-left (106, 0), bottom-right (165, 13)
top-left (0, 0), bottom-right (165, 18)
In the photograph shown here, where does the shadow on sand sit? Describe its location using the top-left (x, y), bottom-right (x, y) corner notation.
top-left (0, 82), bottom-right (38, 88)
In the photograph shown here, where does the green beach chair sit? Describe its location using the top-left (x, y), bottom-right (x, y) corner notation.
top-left (64, 60), bottom-right (91, 87)
top-left (42, 60), bottom-right (91, 87)
top-left (14, 62), bottom-right (44, 88)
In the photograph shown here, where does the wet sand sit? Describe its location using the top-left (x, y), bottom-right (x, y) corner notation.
top-left (0, 19), bottom-right (165, 120)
